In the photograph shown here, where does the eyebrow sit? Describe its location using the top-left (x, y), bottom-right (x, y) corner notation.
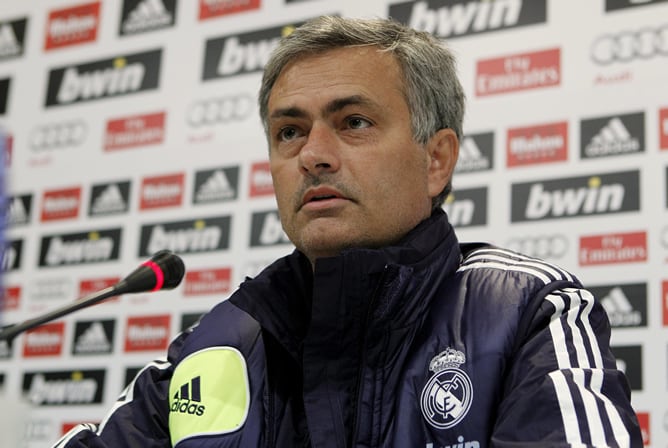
top-left (269, 95), bottom-right (377, 122)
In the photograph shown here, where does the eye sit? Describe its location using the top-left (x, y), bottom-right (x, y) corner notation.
top-left (277, 126), bottom-right (302, 142)
top-left (347, 116), bottom-right (372, 130)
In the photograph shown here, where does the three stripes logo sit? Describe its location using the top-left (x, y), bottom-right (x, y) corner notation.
top-left (171, 376), bottom-right (206, 416)
top-left (580, 111), bottom-right (644, 158)
top-left (455, 132), bottom-right (493, 173)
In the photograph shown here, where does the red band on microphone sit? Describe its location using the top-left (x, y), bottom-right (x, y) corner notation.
top-left (143, 260), bottom-right (164, 292)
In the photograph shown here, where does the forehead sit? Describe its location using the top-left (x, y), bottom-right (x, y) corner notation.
top-left (268, 46), bottom-right (406, 112)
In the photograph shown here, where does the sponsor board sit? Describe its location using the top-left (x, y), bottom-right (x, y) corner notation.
top-left (79, 277), bottom-right (121, 298)
top-left (72, 319), bottom-right (115, 355)
top-left (580, 112), bottom-right (644, 159)
top-left (187, 95), bottom-right (254, 127)
top-left (30, 121), bottom-right (87, 151)
top-left (28, 277), bottom-right (74, 303)
top-left (125, 315), bottom-right (170, 352)
top-left (193, 166), bottom-right (239, 204)
top-left (589, 283), bottom-right (647, 327)
top-left (507, 121), bottom-right (568, 167)
top-left (184, 267), bottom-right (232, 296)
top-left (38, 228), bottom-right (122, 267)
top-left (510, 170), bottom-right (640, 222)
top-left (455, 131), bottom-right (494, 173)
top-left (123, 366), bottom-right (143, 388)
top-left (660, 107), bottom-right (668, 150)
top-left (610, 345), bottom-right (642, 391)
top-left (3, 239), bottom-right (23, 271)
top-left (579, 231), bottom-right (647, 266)
top-left (45, 2), bottom-right (100, 50)
top-left (1, 285), bottom-right (21, 310)
top-left (605, 0), bottom-right (668, 12)
top-left (105, 111), bottom-right (166, 151)
top-left (5, 193), bottom-right (32, 226)
top-left (636, 411), bottom-right (650, 446)
top-left (23, 418), bottom-right (57, 445)
top-left (591, 24), bottom-right (668, 65)
top-left (120, 0), bottom-right (176, 35)
top-left (506, 234), bottom-right (569, 260)
top-left (199, 0), bottom-right (261, 20)
top-left (22, 369), bottom-right (106, 405)
top-left (442, 187), bottom-right (488, 227)
top-left (139, 216), bottom-right (231, 256)
top-left (202, 21), bottom-right (303, 80)
top-left (41, 186), bottom-right (82, 222)
top-left (250, 210), bottom-right (291, 247)
top-left (180, 312), bottom-right (205, 332)
top-left (0, 77), bottom-right (10, 115)
top-left (23, 322), bottom-right (65, 357)
top-left (45, 49), bottom-right (162, 107)
top-left (476, 47), bottom-right (560, 97)
top-left (389, 0), bottom-right (547, 39)
top-left (140, 172), bottom-right (184, 209)
top-left (249, 161), bottom-right (273, 197)
top-left (0, 17), bottom-right (27, 60)
top-left (89, 180), bottom-right (131, 216)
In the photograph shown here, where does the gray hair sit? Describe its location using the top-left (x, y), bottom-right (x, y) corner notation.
top-left (258, 15), bottom-right (465, 208)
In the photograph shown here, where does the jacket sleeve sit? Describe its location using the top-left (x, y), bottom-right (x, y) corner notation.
top-left (491, 286), bottom-right (642, 447)
top-left (51, 331), bottom-right (189, 448)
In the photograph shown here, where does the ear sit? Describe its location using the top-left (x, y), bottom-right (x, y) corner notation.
top-left (425, 128), bottom-right (459, 199)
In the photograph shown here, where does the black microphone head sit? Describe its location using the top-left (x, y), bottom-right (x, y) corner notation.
top-left (116, 250), bottom-right (186, 294)
top-left (150, 250), bottom-right (186, 290)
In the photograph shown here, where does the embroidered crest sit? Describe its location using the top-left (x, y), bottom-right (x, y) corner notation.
top-left (420, 348), bottom-right (473, 429)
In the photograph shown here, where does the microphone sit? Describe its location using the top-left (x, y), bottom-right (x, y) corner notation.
top-left (0, 250), bottom-right (185, 343)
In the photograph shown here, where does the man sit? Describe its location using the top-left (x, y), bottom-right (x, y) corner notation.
top-left (54, 16), bottom-right (641, 448)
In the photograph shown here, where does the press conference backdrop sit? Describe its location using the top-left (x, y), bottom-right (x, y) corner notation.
top-left (0, 0), bottom-right (666, 445)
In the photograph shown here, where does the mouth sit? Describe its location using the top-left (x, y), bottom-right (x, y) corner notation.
top-left (301, 187), bottom-right (346, 209)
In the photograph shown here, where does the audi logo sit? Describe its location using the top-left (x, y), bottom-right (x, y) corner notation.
top-left (591, 25), bottom-right (668, 64)
top-left (30, 121), bottom-right (87, 151)
top-left (187, 95), bottom-right (254, 127)
top-left (506, 234), bottom-right (569, 259)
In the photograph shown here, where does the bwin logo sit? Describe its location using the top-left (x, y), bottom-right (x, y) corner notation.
top-left (171, 376), bottom-right (205, 416)
top-left (402, 0), bottom-right (546, 38)
top-left (216, 35), bottom-right (280, 76)
top-left (203, 23), bottom-right (302, 80)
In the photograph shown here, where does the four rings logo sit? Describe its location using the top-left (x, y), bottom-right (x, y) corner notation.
top-left (30, 121), bottom-right (87, 151)
top-left (506, 234), bottom-right (568, 259)
top-left (187, 95), bottom-right (254, 127)
top-left (591, 25), bottom-right (668, 65)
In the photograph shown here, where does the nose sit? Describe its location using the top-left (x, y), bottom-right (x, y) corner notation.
top-left (298, 122), bottom-right (340, 176)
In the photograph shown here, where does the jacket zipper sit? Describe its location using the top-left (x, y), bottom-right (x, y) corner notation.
top-left (349, 265), bottom-right (390, 446)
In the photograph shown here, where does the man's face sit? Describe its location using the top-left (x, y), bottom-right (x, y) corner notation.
top-left (267, 46), bottom-right (448, 263)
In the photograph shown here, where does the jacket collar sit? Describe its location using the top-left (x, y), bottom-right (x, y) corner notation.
top-left (230, 209), bottom-right (461, 360)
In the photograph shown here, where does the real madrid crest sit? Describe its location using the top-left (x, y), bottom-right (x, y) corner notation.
top-left (420, 347), bottom-right (473, 429)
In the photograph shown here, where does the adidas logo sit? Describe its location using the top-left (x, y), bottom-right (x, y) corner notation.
top-left (171, 376), bottom-right (206, 416)
top-left (456, 136), bottom-right (491, 172)
top-left (123, 0), bottom-right (173, 34)
top-left (584, 117), bottom-right (640, 157)
top-left (195, 170), bottom-right (235, 203)
top-left (74, 322), bottom-right (112, 354)
top-left (8, 196), bottom-right (30, 225)
top-left (600, 287), bottom-right (642, 326)
top-left (0, 24), bottom-right (21, 58)
top-left (91, 184), bottom-right (127, 215)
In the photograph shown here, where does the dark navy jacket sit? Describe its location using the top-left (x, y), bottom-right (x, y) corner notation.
top-left (54, 210), bottom-right (642, 447)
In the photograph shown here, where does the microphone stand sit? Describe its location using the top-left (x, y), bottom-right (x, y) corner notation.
top-left (0, 285), bottom-right (119, 344)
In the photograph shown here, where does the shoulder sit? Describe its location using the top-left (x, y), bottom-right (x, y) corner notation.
top-left (457, 242), bottom-right (580, 288)
top-left (175, 299), bottom-right (262, 363)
